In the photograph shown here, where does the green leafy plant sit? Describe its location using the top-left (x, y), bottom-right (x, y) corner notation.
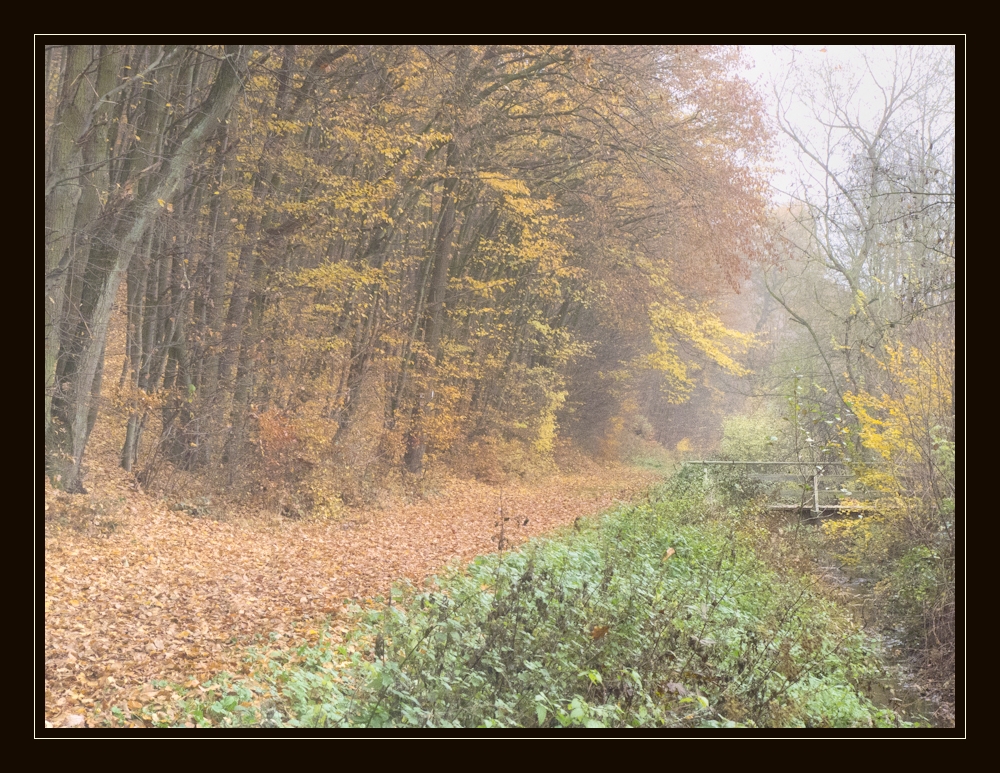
top-left (236, 471), bottom-right (910, 729)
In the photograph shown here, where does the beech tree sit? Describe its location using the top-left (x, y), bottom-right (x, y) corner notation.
top-left (45, 45), bottom-right (252, 491)
top-left (43, 44), bottom-right (771, 501)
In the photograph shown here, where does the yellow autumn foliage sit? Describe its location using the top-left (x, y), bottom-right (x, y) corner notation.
top-left (643, 278), bottom-right (755, 402)
top-left (844, 339), bottom-right (953, 503)
top-left (823, 333), bottom-right (954, 569)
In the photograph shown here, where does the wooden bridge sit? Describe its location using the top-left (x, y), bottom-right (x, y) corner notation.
top-left (684, 461), bottom-right (874, 518)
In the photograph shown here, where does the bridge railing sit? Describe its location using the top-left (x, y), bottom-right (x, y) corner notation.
top-left (682, 460), bottom-right (873, 516)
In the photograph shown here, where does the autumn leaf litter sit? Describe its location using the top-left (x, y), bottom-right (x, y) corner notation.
top-left (44, 465), bottom-right (659, 727)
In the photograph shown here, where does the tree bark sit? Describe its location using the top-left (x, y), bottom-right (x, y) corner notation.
top-left (44, 46), bottom-right (94, 440)
top-left (52, 46), bottom-right (251, 491)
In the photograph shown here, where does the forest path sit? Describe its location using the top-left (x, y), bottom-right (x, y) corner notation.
top-left (44, 465), bottom-right (661, 727)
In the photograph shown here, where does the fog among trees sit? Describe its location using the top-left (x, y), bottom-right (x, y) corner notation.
top-left (42, 43), bottom-right (958, 730)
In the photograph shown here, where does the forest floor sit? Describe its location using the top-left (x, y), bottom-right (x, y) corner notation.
top-left (43, 460), bottom-right (662, 728)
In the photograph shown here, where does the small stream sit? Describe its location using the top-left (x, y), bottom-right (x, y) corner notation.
top-left (815, 560), bottom-right (946, 727)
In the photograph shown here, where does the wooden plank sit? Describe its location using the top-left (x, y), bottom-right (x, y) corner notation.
top-left (768, 504), bottom-right (875, 512)
top-left (688, 461), bottom-right (852, 468)
top-left (750, 475), bottom-right (852, 483)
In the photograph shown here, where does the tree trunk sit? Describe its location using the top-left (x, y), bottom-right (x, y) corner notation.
top-left (424, 140), bottom-right (459, 356)
top-left (52, 46), bottom-right (251, 491)
top-left (44, 46), bottom-right (94, 441)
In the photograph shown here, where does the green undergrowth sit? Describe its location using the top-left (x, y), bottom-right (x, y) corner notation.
top-left (135, 468), bottom-right (917, 729)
